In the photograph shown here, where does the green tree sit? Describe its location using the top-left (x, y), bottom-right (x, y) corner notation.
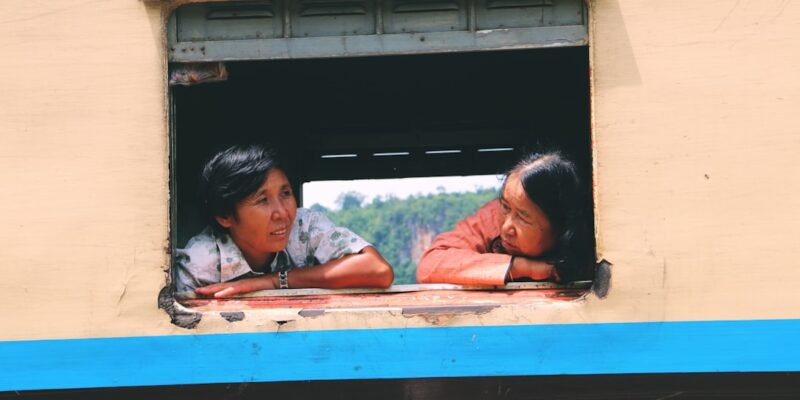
top-left (308, 203), bottom-right (329, 213)
top-left (335, 191), bottom-right (366, 210)
top-left (326, 188), bottom-right (498, 284)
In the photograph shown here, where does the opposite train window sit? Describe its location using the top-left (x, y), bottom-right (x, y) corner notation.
top-left (166, 0), bottom-right (595, 312)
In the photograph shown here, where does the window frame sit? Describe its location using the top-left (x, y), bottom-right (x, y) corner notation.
top-left (164, 0), bottom-right (598, 323)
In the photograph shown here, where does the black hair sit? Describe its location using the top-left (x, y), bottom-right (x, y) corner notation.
top-left (198, 144), bottom-right (288, 230)
top-left (505, 151), bottom-right (595, 282)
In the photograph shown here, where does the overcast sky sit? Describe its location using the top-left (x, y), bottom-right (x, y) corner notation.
top-left (302, 174), bottom-right (504, 210)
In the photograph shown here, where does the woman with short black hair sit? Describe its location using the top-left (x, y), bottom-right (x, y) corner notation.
top-left (417, 150), bottom-right (593, 285)
top-left (175, 144), bottom-right (393, 297)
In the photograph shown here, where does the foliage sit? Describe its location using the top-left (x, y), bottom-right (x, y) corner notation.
top-left (335, 191), bottom-right (366, 210)
top-left (320, 188), bottom-right (498, 284)
top-left (308, 203), bottom-right (329, 213)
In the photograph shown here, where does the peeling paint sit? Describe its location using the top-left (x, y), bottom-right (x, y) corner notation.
top-left (402, 305), bottom-right (498, 316)
top-left (592, 260), bottom-right (612, 299)
top-left (298, 309), bottom-right (326, 318)
top-left (401, 305), bottom-right (499, 325)
top-left (220, 311), bottom-right (245, 323)
top-left (158, 286), bottom-right (202, 329)
top-left (274, 320), bottom-right (293, 331)
top-left (171, 312), bottom-right (202, 329)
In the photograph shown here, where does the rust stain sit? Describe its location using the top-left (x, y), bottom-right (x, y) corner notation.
top-left (179, 288), bottom-right (587, 312)
top-left (401, 304), bottom-right (498, 316)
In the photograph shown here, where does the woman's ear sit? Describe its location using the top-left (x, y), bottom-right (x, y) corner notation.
top-left (215, 215), bottom-right (234, 228)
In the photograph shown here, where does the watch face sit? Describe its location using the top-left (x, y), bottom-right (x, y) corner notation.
top-left (279, 271), bottom-right (289, 289)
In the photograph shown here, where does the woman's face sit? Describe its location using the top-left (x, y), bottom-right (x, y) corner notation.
top-left (497, 172), bottom-right (556, 257)
top-left (215, 168), bottom-right (297, 266)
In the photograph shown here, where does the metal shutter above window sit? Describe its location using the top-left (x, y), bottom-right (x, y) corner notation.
top-left (168, 0), bottom-right (586, 61)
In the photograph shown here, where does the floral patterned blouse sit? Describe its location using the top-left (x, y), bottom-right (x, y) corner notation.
top-left (174, 208), bottom-right (371, 292)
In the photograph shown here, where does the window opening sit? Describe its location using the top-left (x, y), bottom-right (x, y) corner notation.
top-left (169, 44), bottom-right (594, 310)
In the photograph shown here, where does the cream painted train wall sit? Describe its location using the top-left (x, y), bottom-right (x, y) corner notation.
top-left (1, 0), bottom-right (799, 344)
top-left (592, 0), bottom-right (800, 322)
top-left (0, 1), bottom-right (173, 340)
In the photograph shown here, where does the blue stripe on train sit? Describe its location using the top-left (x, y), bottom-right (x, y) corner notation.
top-left (2, 319), bottom-right (800, 391)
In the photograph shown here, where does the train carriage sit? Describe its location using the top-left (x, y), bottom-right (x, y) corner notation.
top-left (2, 0), bottom-right (800, 398)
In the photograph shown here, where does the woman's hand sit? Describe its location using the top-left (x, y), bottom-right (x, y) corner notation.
top-left (508, 257), bottom-right (557, 281)
top-left (195, 275), bottom-right (278, 298)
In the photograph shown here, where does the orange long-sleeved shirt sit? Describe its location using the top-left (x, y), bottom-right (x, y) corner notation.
top-left (416, 199), bottom-right (512, 285)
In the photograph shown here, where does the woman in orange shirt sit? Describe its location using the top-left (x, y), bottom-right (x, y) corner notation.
top-left (417, 151), bottom-right (594, 285)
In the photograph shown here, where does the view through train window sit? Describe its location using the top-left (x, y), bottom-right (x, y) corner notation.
top-left (303, 175), bottom-right (503, 284)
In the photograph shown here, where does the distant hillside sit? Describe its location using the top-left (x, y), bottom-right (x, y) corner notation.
top-left (320, 188), bottom-right (498, 284)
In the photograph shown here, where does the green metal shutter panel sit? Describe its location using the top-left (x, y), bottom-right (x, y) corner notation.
top-left (168, 0), bottom-right (586, 61)
top-left (291, 1), bottom-right (376, 37)
top-left (176, 1), bottom-right (283, 41)
top-left (476, 0), bottom-right (584, 30)
top-left (383, 1), bottom-right (468, 34)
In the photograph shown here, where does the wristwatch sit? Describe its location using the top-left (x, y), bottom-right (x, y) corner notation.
top-left (279, 270), bottom-right (289, 289)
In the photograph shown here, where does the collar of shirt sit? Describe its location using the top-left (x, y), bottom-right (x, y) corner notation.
top-left (489, 236), bottom-right (510, 255)
top-left (215, 232), bottom-right (292, 282)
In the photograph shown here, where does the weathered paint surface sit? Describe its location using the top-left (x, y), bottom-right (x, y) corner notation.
top-left (590, 0), bottom-right (800, 322)
top-left (180, 288), bottom-right (585, 312)
top-left (0, 1), bottom-right (174, 340)
top-left (0, 0), bottom-right (799, 343)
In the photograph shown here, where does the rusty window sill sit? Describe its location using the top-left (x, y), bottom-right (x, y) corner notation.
top-left (175, 282), bottom-right (591, 312)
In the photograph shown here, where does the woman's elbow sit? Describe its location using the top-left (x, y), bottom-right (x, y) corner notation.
top-left (374, 261), bottom-right (394, 288)
top-left (362, 247), bottom-right (394, 288)
top-left (415, 251), bottom-right (440, 283)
